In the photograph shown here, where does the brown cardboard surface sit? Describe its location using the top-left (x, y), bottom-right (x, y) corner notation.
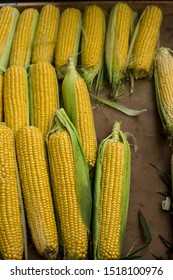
top-left (2, 1), bottom-right (173, 260)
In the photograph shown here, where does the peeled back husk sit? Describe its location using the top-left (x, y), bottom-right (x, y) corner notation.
top-left (46, 108), bottom-right (92, 256)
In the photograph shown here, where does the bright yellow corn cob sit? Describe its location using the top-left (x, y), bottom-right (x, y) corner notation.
top-left (154, 48), bottom-right (173, 136)
top-left (128, 5), bottom-right (162, 79)
top-left (15, 126), bottom-right (59, 259)
top-left (3, 65), bottom-right (29, 135)
top-left (0, 123), bottom-right (24, 260)
top-left (62, 58), bottom-right (97, 168)
top-left (9, 8), bottom-right (39, 69)
top-left (0, 73), bottom-right (3, 121)
top-left (80, 5), bottom-right (106, 91)
top-left (47, 109), bottom-right (92, 260)
top-left (93, 122), bottom-right (131, 260)
top-left (55, 7), bottom-right (82, 79)
top-left (32, 4), bottom-right (60, 64)
top-left (29, 61), bottom-right (59, 139)
top-left (105, 2), bottom-right (132, 94)
top-left (0, 6), bottom-right (20, 72)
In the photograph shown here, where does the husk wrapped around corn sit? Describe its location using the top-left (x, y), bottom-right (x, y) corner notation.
top-left (80, 5), bottom-right (106, 93)
top-left (105, 2), bottom-right (133, 96)
top-left (62, 58), bottom-right (97, 168)
top-left (93, 121), bottom-right (131, 260)
top-left (154, 47), bottom-right (173, 137)
top-left (47, 108), bottom-right (92, 260)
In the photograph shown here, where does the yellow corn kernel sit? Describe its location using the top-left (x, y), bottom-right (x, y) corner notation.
top-left (0, 73), bottom-right (3, 121)
top-left (15, 126), bottom-right (59, 259)
top-left (55, 8), bottom-right (82, 79)
top-left (99, 140), bottom-right (124, 259)
top-left (105, 2), bottom-right (132, 94)
top-left (9, 8), bottom-right (39, 69)
top-left (93, 122), bottom-right (131, 260)
top-left (81, 5), bottom-right (105, 70)
top-left (3, 65), bottom-right (29, 135)
top-left (62, 59), bottom-right (97, 168)
top-left (29, 61), bottom-right (59, 139)
top-left (75, 76), bottom-right (97, 167)
top-left (48, 129), bottom-right (88, 260)
top-left (131, 5), bottom-right (162, 79)
top-left (113, 3), bottom-right (132, 71)
top-left (0, 6), bottom-right (20, 71)
top-left (0, 123), bottom-right (23, 260)
top-left (154, 48), bottom-right (173, 136)
top-left (32, 4), bottom-right (60, 64)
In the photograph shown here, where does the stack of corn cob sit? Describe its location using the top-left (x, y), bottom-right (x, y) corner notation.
top-left (0, 1), bottom-right (166, 260)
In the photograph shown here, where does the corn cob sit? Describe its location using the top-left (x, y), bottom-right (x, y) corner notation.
top-left (127, 5), bottom-right (162, 80)
top-left (9, 8), bottom-right (39, 69)
top-left (93, 121), bottom-right (131, 260)
top-left (15, 126), bottom-right (59, 259)
top-left (47, 108), bottom-right (92, 260)
top-left (62, 58), bottom-right (97, 168)
top-left (32, 4), bottom-right (60, 64)
top-left (105, 2), bottom-right (133, 95)
top-left (0, 72), bottom-right (3, 121)
top-left (55, 8), bottom-right (82, 80)
top-left (0, 123), bottom-right (24, 260)
top-left (3, 65), bottom-right (29, 135)
top-left (154, 47), bottom-right (173, 136)
top-left (80, 5), bottom-right (106, 92)
top-left (29, 61), bottom-right (59, 139)
top-left (0, 6), bottom-right (20, 72)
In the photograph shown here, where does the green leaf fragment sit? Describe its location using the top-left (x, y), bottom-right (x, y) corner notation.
top-left (90, 93), bottom-right (147, 116)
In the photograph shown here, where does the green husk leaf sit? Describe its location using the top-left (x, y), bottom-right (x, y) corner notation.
top-left (80, 6), bottom-right (106, 94)
top-left (159, 235), bottom-right (173, 251)
top-left (93, 121), bottom-right (131, 259)
top-left (124, 210), bottom-right (152, 259)
top-left (0, 7), bottom-right (20, 72)
top-left (47, 108), bottom-right (92, 229)
top-left (90, 93), bottom-right (147, 116)
top-left (154, 48), bottom-right (173, 136)
top-left (150, 162), bottom-right (171, 188)
top-left (24, 9), bottom-right (39, 69)
top-left (56, 9), bottom-right (82, 80)
top-left (61, 58), bottom-right (79, 132)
